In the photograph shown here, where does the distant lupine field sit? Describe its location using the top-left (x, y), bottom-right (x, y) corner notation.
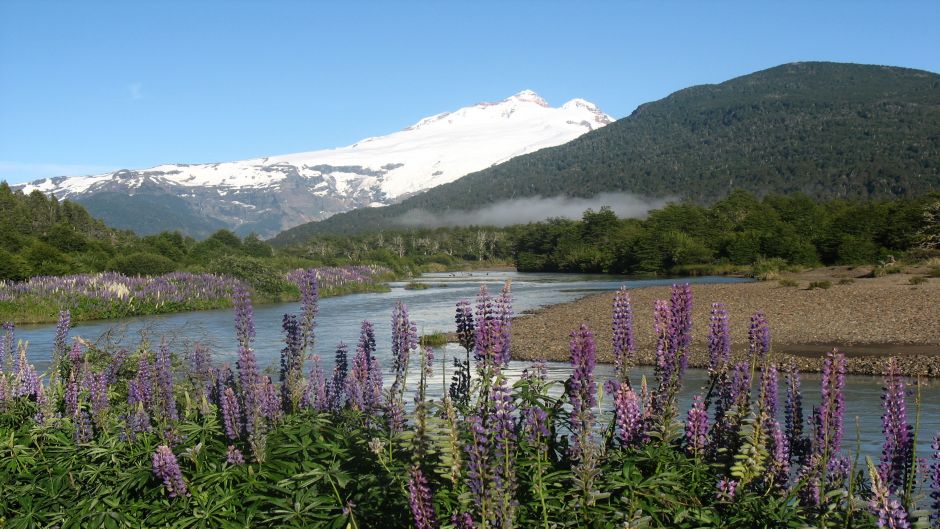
top-left (0, 265), bottom-right (392, 323)
top-left (0, 275), bottom-right (938, 528)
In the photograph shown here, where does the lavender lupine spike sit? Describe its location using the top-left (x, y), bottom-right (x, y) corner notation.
top-left (280, 313), bottom-right (304, 410)
top-left (1, 322), bottom-right (13, 373)
top-left (152, 445), bottom-right (189, 498)
top-left (221, 387), bottom-right (241, 440)
top-left (615, 384), bottom-right (643, 447)
top-left (68, 340), bottom-right (83, 365)
top-left (187, 343), bottom-right (212, 406)
top-left (707, 303), bottom-right (731, 374)
top-left (53, 310), bottom-right (71, 363)
top-left (784, 365), bottom-right (807, 462)
top-left (813, 350), bottom-right (846, 461)
top-left (748, 312), bottom-right (771, 364)
top-left (867, 457), bottom-right (911, 529)
top-left (327, 342), bottom-right (348, 411)
top-left (65, 371), bottom-right (79, 417)
top-left (612, 286), bottom-right (635, 382)
top-left (106, 348), bottom-right (128, 385)
top-left (298, 268), bottom-right (319, 353)
top-left (74, 409), bottom-right (94, 444)
top-left (653, 299), bottom-right (674, 386)
top-left (493, 281), bottom-right (513, 366)
top-left (155, 343), bottom-right (178, 425)
top-left (768, 420), bottom-right (790, 488)
top-left (389, 301), bottom-right (417, 433)
top-left (451, 513), bottom-right (476, 529)
top-left (490, 380), bottom-right (517, 527)
top-left (127, 357), bottom-right (153, 434)
top-left (669, 283), bottom-right (693, 375)
top-left (464, 413), bottom-right (491, 516)
top-left (455, 299), bottom-right (476, 352)
top-left (302, 355), bottom-right (328, 412)
top-left (716, 478), bottom-right (737, 501)
top-left (568, 324), bottom-right (597, 460)
top-left (233, 286), bottom-right (255, 352)
top-left (684, 395), bottom-right (709, 457)
top-left (879, 357), bottom-right (913, 492)
top-left (473, 285), bottom-right (507, 371)
top-left (259, 376), bottom-right (282, 424)
top-left (88, 372), bottom-right (108, 427)
top-left (346, 321), bottom-right (380, 413)
top-left (408, 467), bottom-right (438, 529)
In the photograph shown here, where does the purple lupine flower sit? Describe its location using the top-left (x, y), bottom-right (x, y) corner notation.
top-left (226, 445), bottom-right (245, 465)
top-left (298, 268), bottom-right (319, 352)
top-left (155, 343), bottom-right (178, 424)
top-left (930, 432), bottom-right (940, 525)
top-left (867, 457), bottom-right (911, 529)
top-left (612, 286), bottom-right (635, 382)
top-left (221, 387), bottom-right (241, 440)
top-left (615, 384), bottom-right (644, 447)
top-left (280, 313), bottom-right (304, 410)
top-left (684, 395), bottom-right (709, 457)
top-left (473, 284), bottom-right (511, 370)
top-left (669, 283), bottom-right (693, 375)
top-left (730, 360), bottom-right (752, 408)
top-left (490, 380), bottom-right (517, 527)
top-left (760, 363), bottom-right (779, 421)
top-left (716, 478), bottom-right (737, 501)
top-left (346, 321), bottom-right (380, 413)
top-left (74, 409), bottom-right (94, 444)
top-left (259, 376), bottom-right (281, 424)
top-left (88, 372), bottom-right (108, 425)
top-left (568, 324), bottom-right (597, 460)
top-left (408, 466), bottom-right (438, 529)
top-left (464, 413), bottom-right (489, 511)
top-left (748, 312), bottom-right (771, 364)
top-left (768, 420), bottom-right (790, 488)
top-left (302, 355), bottom-right (328, 412)
top-left (784, 365), bottom-right (807, 462)
top-left (493, 281), bottom-right (513, 366)
top-left (127, 357), bottom-right (153, 434)
top-left (65, 371), bottom-right (79, 416)
top-left (68, 340), bottom-right (83, 365)
top-left (152, 445), bottom-right (189, 498)
top-left (451, 512), bottom-right (476, 529)
top-left (327, 342), bottom-right (348, 411)
top-left (390, 300), bottom-right (418, 420)
top-left (879, 357), bottom-right (913, 492)
top-left (813, 350), bottom-right (846, 461)
top-left (455, 299), bottom-right (476, 352)
top-left (1, 321), bottom-right (14, 373)
top-left (233, 286), bottom-right (255, 352)
top-left (187, 343), bottom-right (212, 405)
top-left (237, 348), bottom-right (259, 434)
top-left (53, 310), bottom-right (71, 363)
top-left (106, 348), bottom-right (128, 385)
top-left (523, 404), bottom-right (550, 445)
top-left (652, 299), bottom-right (678, 411)
top-left (707, 303), bottom-right (731, 374)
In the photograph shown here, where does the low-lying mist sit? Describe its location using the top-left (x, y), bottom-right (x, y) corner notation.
top-left (394, 192), bottom-right (671, 228)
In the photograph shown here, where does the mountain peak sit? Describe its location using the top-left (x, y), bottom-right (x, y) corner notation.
top-left (505, 89), bottom-right (549, 107)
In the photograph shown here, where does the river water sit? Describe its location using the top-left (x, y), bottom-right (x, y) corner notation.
top-left (12, 271), bottom-right (939, 458)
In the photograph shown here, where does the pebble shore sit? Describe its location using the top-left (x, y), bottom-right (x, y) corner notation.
top-left (509, 267), bottom-right (940, 377)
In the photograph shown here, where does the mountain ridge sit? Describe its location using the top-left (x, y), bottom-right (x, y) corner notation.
top-left (270, 61), bottom-right (940, 243)
top-left (16, 91), bottom-right (612, 238)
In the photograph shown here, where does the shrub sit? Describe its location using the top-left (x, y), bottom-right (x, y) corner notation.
top-left (205, 255), bottom-right (294, 297)
top-left (808, 280), bottom-right (832, 290)
top-left (404, 282), bottom-right (430, 290)
top-left (837, 278), bottom-right (856, 285)
top-left (750, 256), bottom-right (787, 281)
top-left (909, 276), bottom-right (927, 285)
top-left (109, 252), bottom-right (177, 276)
top-left (777, 278), bottom-right (799, 287)
top-left (927, 267), bottom-right (940, 278)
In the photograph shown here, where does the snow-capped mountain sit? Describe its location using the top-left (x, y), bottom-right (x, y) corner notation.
top-left (19, 90), bottom-right (612, 238)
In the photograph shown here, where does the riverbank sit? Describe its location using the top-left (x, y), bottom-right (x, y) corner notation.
top-left (510, 266), bottom-right (940, 377)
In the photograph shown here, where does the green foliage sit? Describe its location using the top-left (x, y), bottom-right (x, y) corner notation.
top-left (275, 62), bottom-right (940, 238)
top-left (909, 276), bottom-right (927, 285)
top-left (203, 255), bottom-right (296, 298)
top-left (808, 280), bottom-right (832, 290)
top-left (109, 253), bottom-right (177, 276)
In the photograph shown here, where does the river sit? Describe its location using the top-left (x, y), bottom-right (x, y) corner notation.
top-left (11, 271), bottom-right (939, 458)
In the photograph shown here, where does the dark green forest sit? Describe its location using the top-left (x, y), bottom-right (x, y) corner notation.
top-left (0, 182), bottom-right (280, 281)
top-left (274, 62), bottom-right (940, 238)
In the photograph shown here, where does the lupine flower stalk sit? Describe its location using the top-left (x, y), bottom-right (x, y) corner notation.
top-left (685, 395), bottom-right (709, 457)
top-left (489, 380), bottom-right (517, 528)
top-left (152, 445), bottom-right (189, 498)
top-left (297, 268), bottom-right (319, 353)
top-left (867, 457), bottom-right (911, 529)
top-left (327, 342), bottom-right (348, 411)
top-left (235, 288), bottom-right (260, 434)
top-left (302, 355), bottom-right (327, 411)
top-left (930, 432), bottom-right (940, 526)
top-left (408, 466), bottom-right (438, 529)
top-left (1, 321), bottom-right (13, 373)
top-left (346, 321), bottom-right (381, 415)
top-left (669, 283), bottom-right (693, 375)
top-left (879, 357), bottom-right (913, 492)
top-left (221, 387), bottom-right (241, 440)
top-left (53, 310), bottom-right (71, 365)
top-left (612, 285), bottom-right (635, 383)
top-left (226, 445), bottom-right (245, 465)
top-left (784, 364), bottom-right (808, 462)
top-left (464, 413), bottom-right (492, 524)
top-left (155, 343), bottom-right (179, 427)
top-left (615, 384), bottom-right (644, 447)
top-left (748, 312), bottom-right (771, 364)
top-left (88, 372), bottom-right (108, 429)
top-left (389, 301), bottom-right (417, 432)
top-left (708, 303), bottom-right (731, 375)
top-left (280, 314), bottom-right (304, 411)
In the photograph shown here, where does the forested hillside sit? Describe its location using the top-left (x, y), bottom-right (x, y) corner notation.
top-left (273, 61), bottom-right (940, 239)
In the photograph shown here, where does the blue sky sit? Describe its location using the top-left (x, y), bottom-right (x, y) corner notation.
top-left (2, 0), bottom-right (938, 184)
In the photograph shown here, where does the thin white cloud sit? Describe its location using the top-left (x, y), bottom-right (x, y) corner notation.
top-left (0, 161), bottom-right (112, 183)
top-left (128, 82), bottom-right (143, 100)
